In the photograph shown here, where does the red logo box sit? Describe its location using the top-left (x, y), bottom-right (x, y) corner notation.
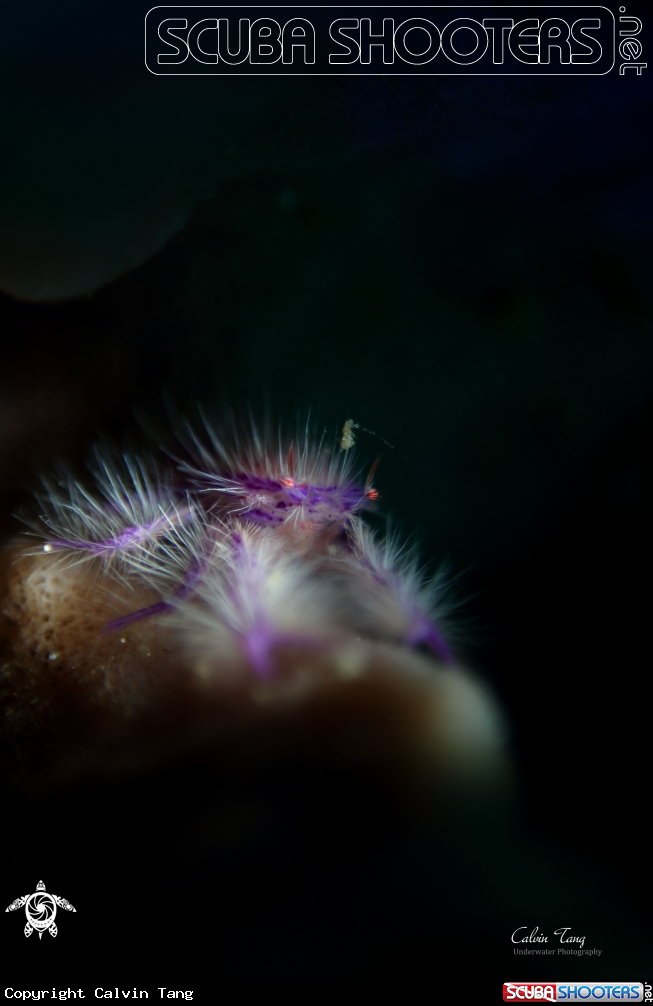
top-left (504, 985), bottom-right (557, 1002)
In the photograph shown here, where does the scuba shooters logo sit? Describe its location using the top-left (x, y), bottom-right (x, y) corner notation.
top-left (6, 880), bottom-right (76, 939)
top-left (144, 5), bottom-right (634, 75)
top-left (503, 985), bottom-right (645, 1002)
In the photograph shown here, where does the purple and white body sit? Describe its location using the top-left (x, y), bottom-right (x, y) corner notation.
top-left (18, 416), bottom-right (460, 677)
top-left (178, 416), bottom-right (380, 531)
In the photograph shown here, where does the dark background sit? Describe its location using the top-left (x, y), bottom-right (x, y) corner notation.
top-left (0, 0), bottom-right (651, 987)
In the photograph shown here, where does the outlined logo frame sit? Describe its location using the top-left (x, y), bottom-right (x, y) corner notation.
top-left (6, 880), bottom-right (77, 939)
top-left (145, 5), bottom-right (620, 76)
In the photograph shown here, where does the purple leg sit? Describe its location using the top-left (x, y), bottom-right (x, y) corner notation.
top-left (103, 600), bottom-right (173, 634)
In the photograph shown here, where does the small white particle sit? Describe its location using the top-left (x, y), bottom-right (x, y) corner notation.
top-left (339, 419), bottom-right (359, 451)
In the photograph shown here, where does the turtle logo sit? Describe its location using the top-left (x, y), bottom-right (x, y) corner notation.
top-left (5, 880), bottom-right (76, 938)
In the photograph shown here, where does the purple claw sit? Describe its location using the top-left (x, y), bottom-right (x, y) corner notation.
top-left (406, 615), bottom-right (456, 665)
top-left (45, 508), bottom-right (192, 557)
top-left (103, 600), bottom-right (173, 634)
top-left (243, 623), bottom-right (275, 677)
